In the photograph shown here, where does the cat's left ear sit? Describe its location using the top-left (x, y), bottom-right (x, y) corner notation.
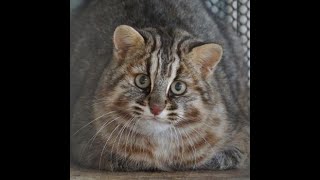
top-left (187, 43), bottom-right (223, 78)
top-left (113, 25), bottom-right (145, 60)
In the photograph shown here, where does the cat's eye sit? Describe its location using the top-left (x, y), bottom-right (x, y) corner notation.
top-left (135, 74), bottom-right (150, 89)
top-left (170, 81), bottom-right (187, 95)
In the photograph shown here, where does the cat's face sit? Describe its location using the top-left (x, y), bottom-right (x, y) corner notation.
top-left (94, 25), bottom-right (223, 135)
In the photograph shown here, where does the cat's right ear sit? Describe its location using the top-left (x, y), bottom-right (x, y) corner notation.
top-left (113, 25), bottom-right (145, 60)
top-left (187, 43), bottom-right (223, 79)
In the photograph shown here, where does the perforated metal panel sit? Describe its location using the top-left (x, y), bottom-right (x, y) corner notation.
top-left (205, 0), bottom-right (250, 87)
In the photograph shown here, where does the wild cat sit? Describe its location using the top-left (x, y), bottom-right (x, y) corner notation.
top-left (70, 0), bottom-right (249, 171)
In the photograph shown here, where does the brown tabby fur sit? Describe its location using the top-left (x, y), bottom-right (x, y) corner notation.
top-left (70, 0), bottom-right (249, 171)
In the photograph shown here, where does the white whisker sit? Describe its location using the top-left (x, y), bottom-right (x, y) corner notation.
top-left (98, 121), bottom-right (122, 170)
top-left (168, 127), bottom-right (174, 153)
top-left (116, 116), bottom-right (136, 158)
top-left (131, 117), bottom-right (142, 152)
top-left (124, 117), bottom-right (141, 169)
top-left (124, 117), bottom-right (138, 170)
top-left (78, 113), bottom-right (119, 161)
top-left (176, 115), bottom-right (213, 143)
top-left (72, 111), bottom-right (116, 136)
top-left (181, 128), bottom-right (197, 170)
top-left (111, 115), bottom-right (136, 169)
top-left (88, 115), bottom-right (122, 149)
top-left (189, 126), bottom-right (210, 146)
top-left (176, 127), bottom-right (185, 168)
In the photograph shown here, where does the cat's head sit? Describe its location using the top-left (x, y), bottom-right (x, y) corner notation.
top-left (94, 25), bottom-right (224, 135)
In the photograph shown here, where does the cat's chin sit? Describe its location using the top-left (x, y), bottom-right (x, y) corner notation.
top-left (134, 116), bottom-right (172, 136)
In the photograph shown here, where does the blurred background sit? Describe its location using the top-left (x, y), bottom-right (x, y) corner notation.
top-left (205, 0), bottom-right (250, 88)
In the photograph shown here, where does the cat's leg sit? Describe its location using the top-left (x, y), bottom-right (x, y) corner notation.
top-left (204, 126), bottom-right (249, 170)
top-left (207, 146), bottom-right (245, 170)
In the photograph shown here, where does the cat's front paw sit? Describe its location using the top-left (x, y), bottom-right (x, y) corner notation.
top-left (207, 147), bottom-right (246, 170)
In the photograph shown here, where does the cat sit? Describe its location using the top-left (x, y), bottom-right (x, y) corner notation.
top-left (70, 0), bottom-right (250, 171)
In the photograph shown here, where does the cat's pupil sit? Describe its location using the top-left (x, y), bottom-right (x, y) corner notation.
top-left (139, 76), bottom-right (147, 84)
top-left (175, 82), bottom-right (182, 91)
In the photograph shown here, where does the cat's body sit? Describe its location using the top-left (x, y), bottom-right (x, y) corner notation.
top-left (70, 0), bottom-right (249, 171)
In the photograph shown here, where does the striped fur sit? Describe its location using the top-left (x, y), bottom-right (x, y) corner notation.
top-left (71, 0), bottom-right (249, 171)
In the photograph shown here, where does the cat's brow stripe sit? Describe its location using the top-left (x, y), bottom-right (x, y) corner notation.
top-left (146, 56), bottom-right (151, 76)
top-left (166, 55), bottom-right (180, 94)
top-left (156, 48), bottom-right (162, 78)
top-left (177, 36), bottom-right (192, 58)
top-left (167, 62), bottom-right (173, 78)
top-left (149, 32), bottom-right (157, 52)
top-left (149, 35), bottom-right (161, 91)
top-left (140, 30), bottom-right (156, 75)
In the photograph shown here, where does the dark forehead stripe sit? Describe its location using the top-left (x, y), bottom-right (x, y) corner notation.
top-left (175, 62), bottom-right (189, 80)
top-left (157, 28), bottom-right (175, 77)
top-left (140, 29), bottom-right (158, 76)
top-left (177, 36), bottom-right (193, 58)
top-left (167, 61), bottom-right (173, 78)
top-left (145, 56), bottom-right (151, 76)
top-left (136, 29), bottom-right (149, 47)
top-left (157, 28), bottom-right (173, 51)
top-left (139, 29), bottom-right (158, 52)
top-left (138, 28), bottom-right (198, 80)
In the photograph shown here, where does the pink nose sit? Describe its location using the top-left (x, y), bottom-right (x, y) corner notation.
top-left (150, 105), bottom-right (162, 116)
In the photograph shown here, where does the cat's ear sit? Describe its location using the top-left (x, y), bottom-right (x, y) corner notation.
top-left (113, 25), bottom-right (145, 60)
top-left (188, 43), bottom-right (223, 78)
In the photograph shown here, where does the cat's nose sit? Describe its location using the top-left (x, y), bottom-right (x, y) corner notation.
top-left (150, 104), bottom-right (163, 116)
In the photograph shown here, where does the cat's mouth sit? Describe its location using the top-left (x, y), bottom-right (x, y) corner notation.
top-left (135, 115), bottom-right (172, 135)
top-left (143, 115), bottom-right (169, 124)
